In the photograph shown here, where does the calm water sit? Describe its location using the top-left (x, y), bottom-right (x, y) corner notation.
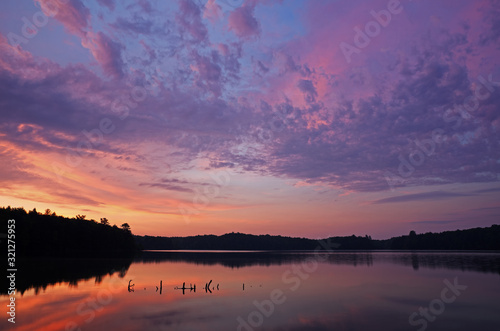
top-left (1, 251), bottom-right (500, 331)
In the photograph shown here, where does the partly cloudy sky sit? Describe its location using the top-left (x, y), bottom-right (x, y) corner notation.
top-left (0, 0), bottom-right (499, 238)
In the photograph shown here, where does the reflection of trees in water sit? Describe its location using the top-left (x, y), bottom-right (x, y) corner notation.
top-left (1, 257), bottom-right (133, 296)
top-left (411, 252), bottom-right (419, 270)
top-left (3, 252), bottom-right (499, 296)
top-left (136, 251), bottom-right (312, 268)
top-left (386, 252), bottom-right (500, 274)
top-left (136, 251), bottom-right (500, 274)
top-left (322, 252), bottom-right (374, 267)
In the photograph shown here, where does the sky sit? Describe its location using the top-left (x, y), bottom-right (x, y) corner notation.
top-left (0, 0), bottom-right (499, 239)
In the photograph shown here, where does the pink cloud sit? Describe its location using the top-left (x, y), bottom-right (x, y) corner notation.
top-left (36, 0), bottom-right (90, 38)
top-left (37, 0), bottom-right (124, 78)
top-left (84, 32), bottom-right (124, 78)
top-left (228, 5), bottom-right (260, 38)
top-left (203, 0), bottom-right (222, 23)
top-left (177, 0), bottom-right (208, 43)
top-left (0, 33), bottom-right (59, 80)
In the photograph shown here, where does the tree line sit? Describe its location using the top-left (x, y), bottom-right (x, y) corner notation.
top-left (2, 205), bottom-right (499, 254)
top-left (135, 225), bottom-right (500, 251)
top-left (1, 206), bottom-right (137, 257)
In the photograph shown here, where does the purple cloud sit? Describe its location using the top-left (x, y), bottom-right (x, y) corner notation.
top-left (176, 0), bottom-right (208, 43)
top-left (0, 0), bottom-right (499, 236)
top-left (228, 5), bottom-right (260, 38)
top-left (372, 191), bottom-right (473, 204)
top-left (86, 32), bottom-right (124, 78)
top-left (96, 0), bottom-right (115, 11)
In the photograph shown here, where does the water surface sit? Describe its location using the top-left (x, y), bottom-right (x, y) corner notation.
top-left (1, 251), bottom-right (499, 331)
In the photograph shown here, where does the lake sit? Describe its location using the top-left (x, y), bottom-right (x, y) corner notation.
top-left (1, 251), bottom-right (500, 331)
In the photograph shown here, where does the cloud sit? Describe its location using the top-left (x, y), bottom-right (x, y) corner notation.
top-left (470, 205), bottom-right (500, 212)
top-left (112, 16), bottom-right (155, 35)
top-left (297, 79), bottom-right (317, 103)
top-left (210, 161), bottom-right (235, 168)
top-left (372, 191), bottom-right (472, 204)
top-left (191, 51), bottom-right (223, 96)
top-left (479, 0), bottom-right (500, 46)
top-left (139, 182), bottom-right (193, 193)
top-left (3, 0), bottom-right (499, 198)
top-left (228, 5), bottom-right (260, 38)
top-left (228, 21), bottom-right (500, 191)
top-left (408, 220), bottom-right (460, 225)
top-left (203, 0), bottom-right (222, 23)
top-left (96, 0), bottom-right (115, 11)
top-left (137, 178), bottom-right (215, 193)
top-left (84, 32), bottom-right (124, 78)
top-left (0, 36), bottom-right (124, 136)
top-left (37, 0), bottom-right (124, 78)
top-left (1, 0), bottom-right (499, 229)
top-left (36, 0), bottom-right (90, 38)
top-left (473, 187), bottom-right (500, 193)
top-left (176, 0), bottom-right (208, 43)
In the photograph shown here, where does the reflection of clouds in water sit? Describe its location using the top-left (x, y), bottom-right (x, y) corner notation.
top-left (7, 252), bottom-right (500, 299)
top-left (5, 252), bottom-right (500, 331)
top-left (40, 293), bottom-right (89, 308)
top-left (130, 307), bottom-right (222, 331)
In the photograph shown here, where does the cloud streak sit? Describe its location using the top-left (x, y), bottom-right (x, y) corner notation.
top-left (372, 191), bottom-right (473, 204)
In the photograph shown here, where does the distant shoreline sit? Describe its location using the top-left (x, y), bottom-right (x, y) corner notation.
top-left (135, 225), bottom-right (500, 251)
top-left (2, 206), bottom-right (499, 256)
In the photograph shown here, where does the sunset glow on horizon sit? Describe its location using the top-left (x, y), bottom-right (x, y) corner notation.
top-left (1, 0), bottom-right (499, 239)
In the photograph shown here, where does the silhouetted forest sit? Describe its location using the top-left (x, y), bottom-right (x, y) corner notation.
top-left (2, 206), bottom-right (499, 256)
top-left (135, 232), bottom-right (375, 250)
top-left (136, 225), bottom-right (500, 251)
top-left (0, 206), bottom-right (137, 257)
top-left (377, 226), bottom-right (500, 250)
top-left (136, 232), bottom-right (321, 250)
